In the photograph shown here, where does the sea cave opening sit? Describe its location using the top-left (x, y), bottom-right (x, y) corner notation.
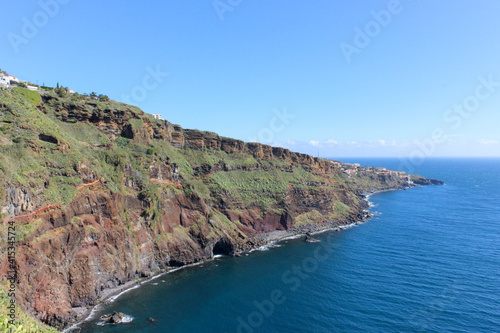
top-left (212, 239), bottom-right (233, 256)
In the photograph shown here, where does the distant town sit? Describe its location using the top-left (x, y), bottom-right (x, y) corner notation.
top-left (330, 160), bottom-right (413, 184)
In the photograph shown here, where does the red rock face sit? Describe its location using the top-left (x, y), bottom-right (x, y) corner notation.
top-left (0, 185), bottom-right (270, 328)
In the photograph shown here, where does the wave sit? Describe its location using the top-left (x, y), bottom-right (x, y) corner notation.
top-left (248, 241), bottom-right (285, 253)
top-left (108, 285), bottom-right (140, 303)
top-left (122, 315), bottom-right (134, 323)
top-left (62, 304), bottom-right (104, 332)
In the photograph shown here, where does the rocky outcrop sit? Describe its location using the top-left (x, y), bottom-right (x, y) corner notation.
top-left (38, 95), bottom-right (348, 172)
top-left (1, 185), bottom-right (40, 218)
top-left (412, 176), bottom-right (445, 186)
top-left (100, 312), bottom-right (125, 324)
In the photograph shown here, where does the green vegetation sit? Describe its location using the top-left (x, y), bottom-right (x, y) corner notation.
top-left (16, 218), bottom-right (43, 242)
top-left (12, 88), bottom-right (41, 107)
top-left (294, 210), bottom-right (324, 227)
top-left (207, 166), bottom-right (320, 211)
top-left (329, 201), bottom-right (352, 220)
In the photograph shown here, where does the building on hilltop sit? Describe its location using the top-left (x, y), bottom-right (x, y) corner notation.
top-left (0, 76), bottom-right (9, 88)
top-left (3, 75), bottom-right (19, 83)
top-left (152, 113), bottom-right (162, 120)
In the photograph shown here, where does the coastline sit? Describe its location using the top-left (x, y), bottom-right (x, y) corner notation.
top-left (63, 185), bottom-right (412, 332)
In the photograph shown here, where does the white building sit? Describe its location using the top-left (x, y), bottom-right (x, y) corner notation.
top-left (3, 75), bottom-right (19, 83)
top-left (152, 113), bottom-right (162, 120)
top-left (27, 85), bottom-right (38, 91)
top-left (0, 76), bottom-right (9, 88)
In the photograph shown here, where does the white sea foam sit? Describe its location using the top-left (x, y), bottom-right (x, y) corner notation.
top-left (63, 322), bottom-right (84, 333)
top-left (121, 315), bottom-right (134, 323)
top-left (279, 234), bottom-right (304, 241)
top-left (108, 285), bottom-right (140, 303)
top-left (249, 240), bottom-right (284, 252)
top-left (63, 303), bottom-right (105, 332)
top-left (87, 304), bottom-right (103, 319)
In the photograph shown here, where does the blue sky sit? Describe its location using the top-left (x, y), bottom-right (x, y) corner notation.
top-left (1, 0), bottom-right (499, 157)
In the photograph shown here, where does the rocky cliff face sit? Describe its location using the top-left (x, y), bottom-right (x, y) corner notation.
top-left (0, 89), bottom-right (441, 330)
top-left (41, 94), bottom-right (340, 170)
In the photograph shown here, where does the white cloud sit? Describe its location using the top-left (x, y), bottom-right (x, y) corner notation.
top-left (304, 139), bottom-right (415, 150)
top-left (309, 140), bottom-right (320, 147)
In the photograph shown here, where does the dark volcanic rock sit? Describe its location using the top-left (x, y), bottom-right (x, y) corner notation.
top-left (413, 177), bottom-right (445, 186)
top-left (100, 312), bottom-right (125, 324)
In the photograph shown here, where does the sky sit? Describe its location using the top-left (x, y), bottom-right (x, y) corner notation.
top-left (1, 0), bottom-right (500, 158)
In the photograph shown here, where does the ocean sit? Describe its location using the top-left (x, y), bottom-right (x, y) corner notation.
top-left (77, 158), bottom-right (500, 332)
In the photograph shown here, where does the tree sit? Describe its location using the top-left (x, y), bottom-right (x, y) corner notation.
top-left (98, 94), bottom-right (110, 102)
top-left (56, 86), bottom-right (67, 97)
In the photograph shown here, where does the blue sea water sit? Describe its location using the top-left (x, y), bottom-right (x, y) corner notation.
top-left (78, 158), bottom-right (500, 333)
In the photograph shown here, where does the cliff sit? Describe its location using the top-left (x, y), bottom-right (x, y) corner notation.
top-left (0, 88), bottom-right (442, 330)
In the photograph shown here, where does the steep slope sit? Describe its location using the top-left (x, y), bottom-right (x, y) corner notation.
top-left (0, 88), bottom-right (441, 329)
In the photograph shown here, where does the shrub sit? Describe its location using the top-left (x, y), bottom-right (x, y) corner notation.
top-left (115, 136), bottom-right (130, 148)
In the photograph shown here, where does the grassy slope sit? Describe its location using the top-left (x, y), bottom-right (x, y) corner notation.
top-left (0, 88), bottom-right (353, 216)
